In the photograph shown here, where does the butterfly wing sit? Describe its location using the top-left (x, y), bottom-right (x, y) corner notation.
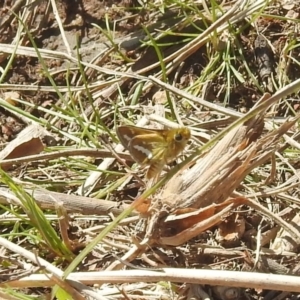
top-left (116, 126), bottom-right (160, 150)
top-left (129, 133), bottom-right (167, 165)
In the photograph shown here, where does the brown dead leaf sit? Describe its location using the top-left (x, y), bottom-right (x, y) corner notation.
top-left (160, 204), bottom-right (234, 246)
top-left (158, 197), bottom-right (247, 246)
top-left (164, 198), bottom-right (246, 231)
top-left (0, 124), bottom-right (51, 170)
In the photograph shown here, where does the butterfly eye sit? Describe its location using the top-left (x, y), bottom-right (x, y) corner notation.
top-left (174, 133), bottom-right (183, 142)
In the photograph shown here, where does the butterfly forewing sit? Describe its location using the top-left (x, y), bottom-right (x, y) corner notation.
top-left (117, 126), bottom-right (162, 146)
top-left (116, 126), bottom-right (137, 150)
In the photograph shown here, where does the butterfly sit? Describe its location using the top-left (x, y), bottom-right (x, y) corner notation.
top-left (116, 125), bottom-right (191, 179)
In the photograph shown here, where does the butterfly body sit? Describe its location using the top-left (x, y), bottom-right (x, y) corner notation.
top-left (116, 125), bottom-right (191, 179)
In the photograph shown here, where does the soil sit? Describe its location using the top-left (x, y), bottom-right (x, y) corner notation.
top-left (0, 0), bottom-right (142, 140)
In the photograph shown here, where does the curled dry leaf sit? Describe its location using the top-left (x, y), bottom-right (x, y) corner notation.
top-left (0, 124), bottom-right (52, 170)
top-left (158, 198), bottom-right (247, 246)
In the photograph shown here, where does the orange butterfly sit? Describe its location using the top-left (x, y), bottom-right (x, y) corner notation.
top-left (116, 125), bottom-right (191, 179)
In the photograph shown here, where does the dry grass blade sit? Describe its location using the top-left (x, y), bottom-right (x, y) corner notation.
top-left (5, 268), bottom-right (300, 293)
top-left (0, 187), bottom-right (134, 216)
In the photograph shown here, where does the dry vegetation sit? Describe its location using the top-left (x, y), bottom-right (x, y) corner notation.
top-left (1, 0), bottom-right (300, 299)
